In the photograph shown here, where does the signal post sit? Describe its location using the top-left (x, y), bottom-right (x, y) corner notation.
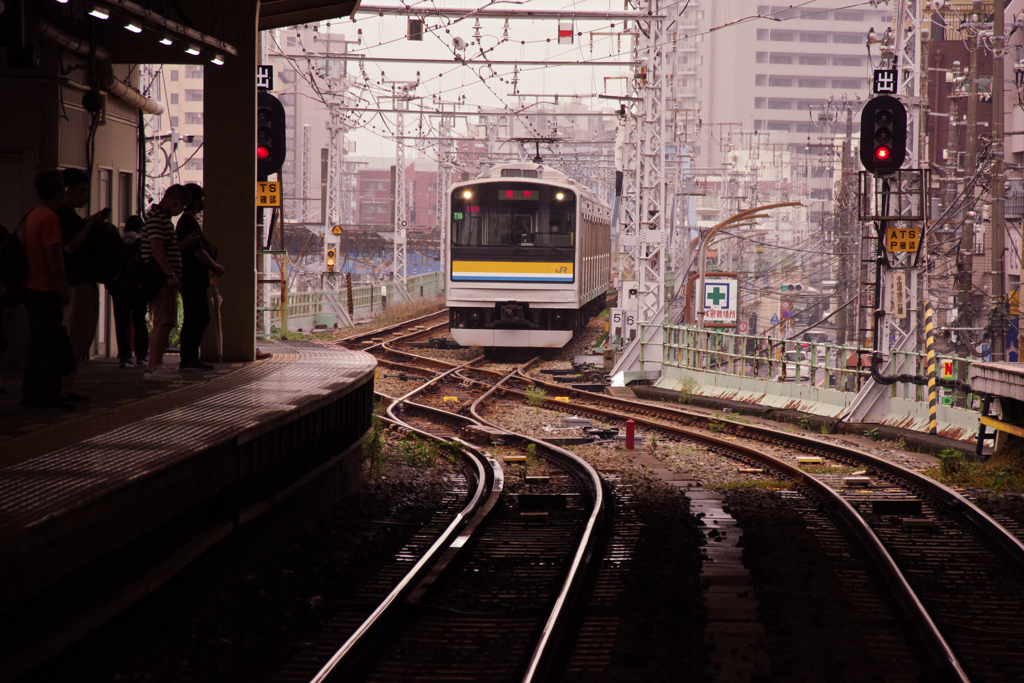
top-left (844, 79), bottom-right (935, 431)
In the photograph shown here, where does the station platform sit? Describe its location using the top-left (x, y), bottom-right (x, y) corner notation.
top-left (971, 362), bottom-right (1024, 455)
top-left (0, 341), bottom-right (376, 680)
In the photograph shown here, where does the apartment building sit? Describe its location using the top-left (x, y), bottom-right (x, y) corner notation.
top-left (144, 64), bottom-right (207, 196)
top-left (676, 2), bottom-right (890, 179)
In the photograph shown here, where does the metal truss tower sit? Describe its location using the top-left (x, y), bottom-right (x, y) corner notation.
top-left (384, 80), bottom-right (418, 289)
top-left (893, 0), bottom-right (922, 166)
top-left (618, 0), bottom-right (667, 336)
top-left (436, 110), bottom-right (454, 279)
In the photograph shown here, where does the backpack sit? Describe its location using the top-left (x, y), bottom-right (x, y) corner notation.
top-left (0, 215), bottom-right (29, 308)
top-left (66, 222), bottom-right (125, 286)
top-left (109, 236), bottom-right (147, 303)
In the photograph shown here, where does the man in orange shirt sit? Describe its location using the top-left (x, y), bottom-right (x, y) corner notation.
top-left (22, 170), bottom-right (73, 410)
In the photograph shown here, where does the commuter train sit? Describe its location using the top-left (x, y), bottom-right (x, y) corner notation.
top-left (446, 162), bottom-right (612, 347)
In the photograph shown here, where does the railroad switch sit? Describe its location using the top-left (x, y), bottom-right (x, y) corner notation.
top-left (844, 477), bottom-right (872, 487)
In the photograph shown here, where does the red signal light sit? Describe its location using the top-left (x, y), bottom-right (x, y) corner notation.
top-left (875, 146), bottom-right (890, 161)
top-left (257, 145), bottom-right (271, 160)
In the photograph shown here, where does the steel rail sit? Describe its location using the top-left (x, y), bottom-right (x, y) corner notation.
top-left (468, 360), bottom-right (606, 683)
top-left (518, 372), bottom-right (1024, 571)
top-left (682, 432), bottom-right (970, 683)
top-left (337, 308), bottom-right (448, 346)
top-left (310, 360), bottom-right (487, 683)
top-left (461, 372), bottom-right (966, 681)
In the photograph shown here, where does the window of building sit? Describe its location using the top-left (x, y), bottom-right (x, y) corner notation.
top-left (832, 78), bottom-right (864, 89)
top-left (767, 99), bottom-right (793, 109)
top-left (799, 32), bottom-right (828, 43)
top-left (799, 55), bottom-right (828, 66)
top-left (187, 66), bottom-right (203, 78)
top-left (757, 29), bottom-right (770, 40)
top-left (170, 116), bottom-right (179, 127)
top-left (170, 93), bottom-right (179, 104)
top-left (768, 76), bottom-right (793, 87)
top-left (98, 168), bottom-right (112, 215)
top-left (755, 75), bottom-right (768, 86)
top-left (833, 56), bottom-right (863, 67)
top-left (286, 36), bottom-right (296, 46)
top-left (118, 172), bottom-right (132, 225)
top-left (185, 112), bottom-right (203, 125)
top-left (280, 70), bottom-right (297, 84)
top-left (279, 93), bottom-right (297, 106)
top-left (170, 70), bottom-right (179, 81)
top-left (798, 78), bottom-right (827, 88)
top-left (187, 159), bottom-right (203, 171)
top-left (286, 115), bottom-right (296, 128)
top-left (834, 11), bottom-right (864, 21)
top-left (794, 121), bottom-right (814, 133)
top-left (186, 90), bottom-right (203, 102)
top-left (756, 52), bottom-right (768, 63)
top-left (769, 54), bottom-right (794, 64)
top-left (767, 121), bottom-right (792, 131)
top-left (833, 33), bottom-right (863, 44)
top-left (186, 135), bottom-right (203, 147)
top-left (770, 31), bottom-right (795, 41)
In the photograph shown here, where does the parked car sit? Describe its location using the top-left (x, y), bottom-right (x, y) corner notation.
top-left (777, 350), bottom-right (811, 381)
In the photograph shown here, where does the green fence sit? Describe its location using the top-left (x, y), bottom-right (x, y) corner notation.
top-left (651, 323), bottom-right (979, 407)
top-left (269, 271), bottom-right (443, 330)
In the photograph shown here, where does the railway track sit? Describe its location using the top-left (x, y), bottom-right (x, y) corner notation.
top-left (330, 320), bottom-right (1024, 680)
top-left (307, 356), bottom-right (606, 682)
top-left (376, 341), bottom-right (1024, 681)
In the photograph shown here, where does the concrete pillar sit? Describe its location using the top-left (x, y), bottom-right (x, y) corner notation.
top-left (202, 22), bottom-right (258, 362)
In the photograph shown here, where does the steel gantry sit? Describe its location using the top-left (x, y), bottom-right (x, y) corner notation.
top-left (436, 109), bottom-right (454, 279)
top-left (618, 0), bottom-right (668, 339)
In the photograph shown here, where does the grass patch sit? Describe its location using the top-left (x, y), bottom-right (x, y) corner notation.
top-left (363, 416), bottom-right (387, 478)
top-left (799, 465), bottom-right (858, 474)
top-left (713, 480), bottom-right (794, 491)
top-left (677, 376), bottom-right (700, 404)
top-left (922, 447), bottom-right (1024, 494)
top-left (524, 386), bottom-right (548, 413)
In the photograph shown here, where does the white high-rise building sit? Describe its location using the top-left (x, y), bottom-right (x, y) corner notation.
top-left (673, 2), bottom-right (891, 223)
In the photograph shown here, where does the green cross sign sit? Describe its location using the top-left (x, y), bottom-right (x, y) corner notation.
top-left (706, 286), bottom-right (727, 307)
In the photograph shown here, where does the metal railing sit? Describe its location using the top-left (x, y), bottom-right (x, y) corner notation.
top-left (649, 324), bottom-right (979, 407)
top-left (269, 271), bottom-right (443, 330)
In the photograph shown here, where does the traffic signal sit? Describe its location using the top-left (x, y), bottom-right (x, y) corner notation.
top-left (780, 283), bottom-right (803, 293)
top-left (256, 91), bottom-right (286, 178)
top-left (326, 248), bottom-right (336, 272)
top-left (859, 95), bottom-right (907, 175)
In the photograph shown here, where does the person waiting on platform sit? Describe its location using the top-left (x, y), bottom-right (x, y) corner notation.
top-left (176, 184), bottom-right (224, 371)
top-left (21, 170), bottom-right (73, 410)
top-left (141, 185), bottom-right (190, 381)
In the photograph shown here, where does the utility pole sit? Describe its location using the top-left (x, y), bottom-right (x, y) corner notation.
top-left (957, 40), bottom-right (980, 356)
top-left (992, 2), bottom-right (1007, 361)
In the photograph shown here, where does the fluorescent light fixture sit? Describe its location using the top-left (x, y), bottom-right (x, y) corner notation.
top-left (158, 32), bottom-right (174, 46)
top-left (56, 0), bottom-right (70, 4)
top-left (87, 5), bottom-right (110, 19)
top-left (184, 44), bottom-right (200, 56)
top-left (124, 21), bottom-right (143, 34)
top-left (210, 54), bottom-right (225, 66)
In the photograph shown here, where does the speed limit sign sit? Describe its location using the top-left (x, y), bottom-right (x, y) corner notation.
top-left (738, 321), bottom-right (748, 334)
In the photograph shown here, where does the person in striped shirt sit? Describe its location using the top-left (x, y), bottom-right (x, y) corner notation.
top-left (140, 184), bottom-right (190, 381)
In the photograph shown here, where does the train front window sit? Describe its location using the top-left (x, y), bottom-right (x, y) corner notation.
top-left (451, 183), bottom-right (576, 248)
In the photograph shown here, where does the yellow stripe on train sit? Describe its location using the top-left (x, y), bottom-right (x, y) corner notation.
top-left (452, 261), bottom-right (574, 282)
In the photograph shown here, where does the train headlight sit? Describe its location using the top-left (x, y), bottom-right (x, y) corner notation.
top-left (462, 190), bottom-right (472, 199)
top-left (556, 192), bottom-right (565, 200)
